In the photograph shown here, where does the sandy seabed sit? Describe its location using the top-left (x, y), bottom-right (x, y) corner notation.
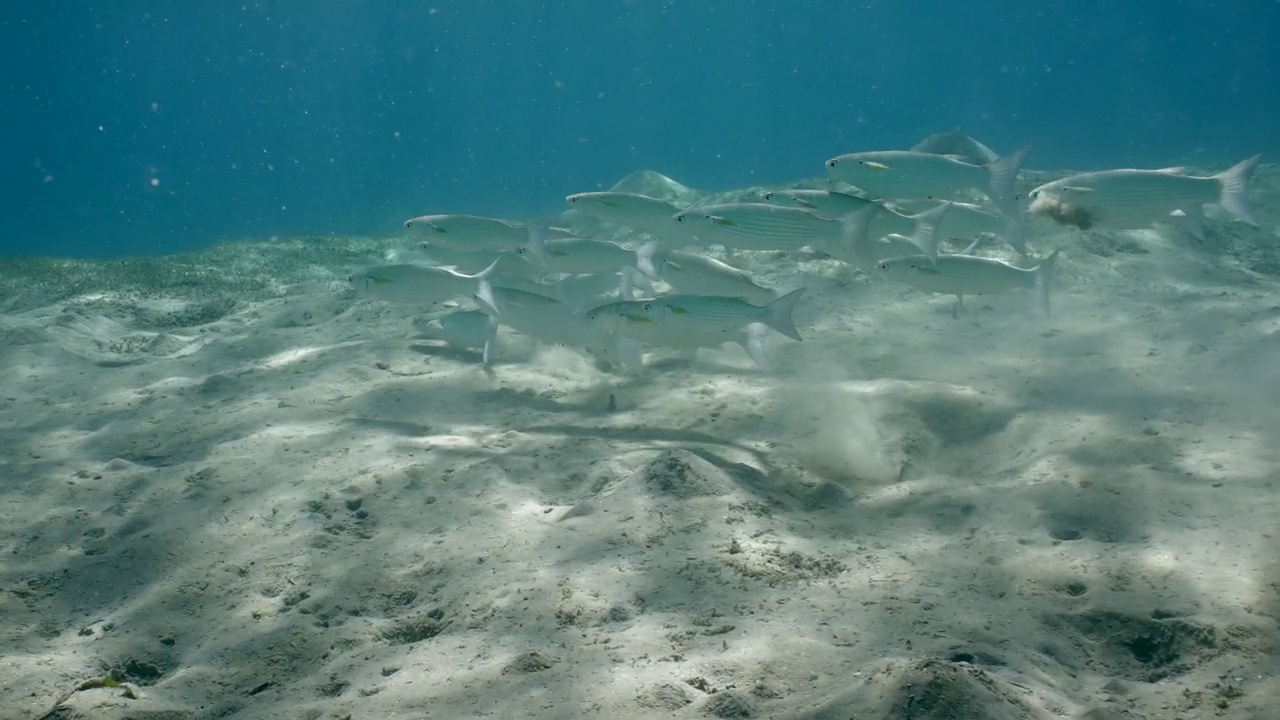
top-left (3, 164), bottom-right (1280, 720)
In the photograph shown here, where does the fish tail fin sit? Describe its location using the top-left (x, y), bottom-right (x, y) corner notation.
top-left (763, 287), bottom-right (806, 342)
top-left (474, 272), bottom-right (500, 318)
top-left (734, 322), bottom-right (771, 369)
top-left (907, 202), bottom-right (947, 262)
top-left (521, 222), bottom-right (551, 266)
top-left (1003, 214), bottom-right (1028, 256)
top-left (618, 268), bottom-right (635, 300)
top-left (625, 266), bottom-right (655, 296)
top-left (1033, 249), bottom-right (1060, 317)
top-left (988, 144), bottom-right (1033, 214)
top-left (1213, 154), bottom-right (1261, 226)
top-left (481, 318), bottom-right (499, 367)
top-left (635, 239), bottom-right (660, 279)
top-left (835, 205), bottom-right (876, 259)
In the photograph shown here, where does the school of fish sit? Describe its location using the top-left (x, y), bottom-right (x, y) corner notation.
top-left (349, 131), bottom-right (1261, 371)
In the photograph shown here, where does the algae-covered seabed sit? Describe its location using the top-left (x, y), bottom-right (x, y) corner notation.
top-left (2, 164), bottom-right (1279, 719)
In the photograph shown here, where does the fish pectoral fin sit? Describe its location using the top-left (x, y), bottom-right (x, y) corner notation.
top-left (1061, 185), bottom-right (1095, 193)
top-left (1157, 167), bottom-right (1186, 174)
top-left (708, 215), bottom-right (735, 226)
top-left (864, 161), bottom-right (891, 171)
top-left (914, 265), bottom-right (943, 276)
top-left (666, 261), bottom-right (683, 271)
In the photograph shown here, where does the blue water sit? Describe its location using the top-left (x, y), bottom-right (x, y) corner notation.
top-left (3, 1), bottom-right (1277, 258)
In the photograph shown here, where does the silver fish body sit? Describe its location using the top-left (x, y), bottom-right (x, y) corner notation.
top-left (877, 250), bottom-right (1060, 316)
top-left (826, 146), bottom-right (1030, 212)
top-left (565, 192), bottom-right (683, 232)
top-left (473, 283), bottom-right (614, 368)
top-left (650, 250), bottom-right (777, 305)
top-left (887, 200), bottom-right (1026, 254)
top-left (417, 243), bottom-right (538, 277)
top-left (349, 263), bottom-right (477, 306)
top-left (403, 214), bottom-right (530, 251)
top-left (820, 203), bottom-right (946, 271)
top-left (764, 189), bottom-right (877, 218)
top-left (910, 130), bottom-right (1001, 165)
top-left (1027, 155), bottom-right (1260, 231)
top-left (588, 288), bottom-right (806, 343)
top-left (522, 235), bottom-right (658, 277)
top-left (672, 203), bottom-right (840, 251)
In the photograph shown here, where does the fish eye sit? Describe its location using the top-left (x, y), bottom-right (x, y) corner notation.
top-left (642, 303), bottom-right (652, 311)
top-left (876, 262), bottom-right (888, 270)
top-left (826, 159), bottom-right (838, 168)
top-left (675, 215), bottom-right (685, 223)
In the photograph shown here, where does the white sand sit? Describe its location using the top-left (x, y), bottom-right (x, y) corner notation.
top-left (2, 167), bottom-right (1279, 720)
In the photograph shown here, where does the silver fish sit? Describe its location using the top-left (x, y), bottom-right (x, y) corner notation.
top-left (671, 203), bottom-right (841, 252)
top-left (910, 130), bottom-right (1002, 165)
top-left (349, 261), bottom-right (496, 306)
top-left (522, 229), bottom-right (659, 278)
top-left (763, 189), bottom-right (877, 218)
top-left (887, 200), bottom-right (1027, 255)
top-left (1027, 155), bottom-right (1260, 231)
top-left (825, 146), bottom-right (1031, 213)
top-left (417, 243), bottom-right (539, 277)
top-left (588, 288), bottom-right (806, 342)
top-left (820, 203), bottom-right (947, 271)
top-left (650, 250), bottom-right (777, 305)
top-left (565, 192), bottom-right (684, 232)
top-left (403, 214), bottom-right (531, 251)
top-left (877, 250), bottom-right (1060, 317)
top-left (474, 282), bottom-right (612, 365)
